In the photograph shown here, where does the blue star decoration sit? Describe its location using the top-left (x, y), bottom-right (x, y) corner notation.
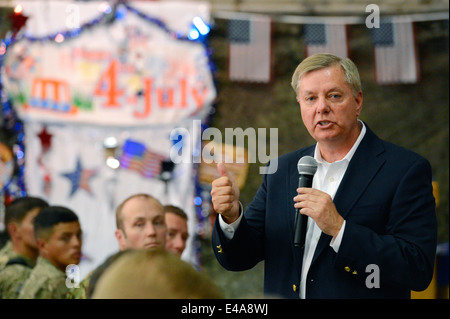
top-left (61, 158), bottom-right (97, 197)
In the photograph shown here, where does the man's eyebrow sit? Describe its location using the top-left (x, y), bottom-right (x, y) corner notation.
top-left (327, 87), bottom-right (344, 92)
top-left (59, 231), bottom-right (76, 237)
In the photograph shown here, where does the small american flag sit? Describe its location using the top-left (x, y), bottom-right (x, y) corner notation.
top-left (119, 139), bottom-right (166, 179)
top-left (304, 23), bottom-right (348, 58)
top-left (228, 14), bottom-right (272, 83)
top-left (371, 19), bottom-right (419, 84)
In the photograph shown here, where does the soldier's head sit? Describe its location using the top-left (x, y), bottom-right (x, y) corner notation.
top-left (163, 205), bottom-right (189, 257)
top-left (92, 248), bottom-right (223, 299)
top-left (115, 194), bottom-right (166, 250)
top-left (34, 206), bottom-right (82, 271)
top-left (5, 196), bottom-right (49, 257)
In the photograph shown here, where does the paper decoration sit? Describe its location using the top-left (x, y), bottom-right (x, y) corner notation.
top-left (0, 142), bottom-right (14, 191)
top-left (2, 1), bottom-right (214, 277)
top-left (37, 126), bottom-right (52, 152)
top-left (3, 2), bottom-right (215, 127)
top-left (61, 158), bottom-right (97, 197)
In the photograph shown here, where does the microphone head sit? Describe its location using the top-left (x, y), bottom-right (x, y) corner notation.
top-left (297, 156), bottom-right (318, 175)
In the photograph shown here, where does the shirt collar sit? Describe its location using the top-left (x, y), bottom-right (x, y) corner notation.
top-left (314, 120), bottom-right (366, 164)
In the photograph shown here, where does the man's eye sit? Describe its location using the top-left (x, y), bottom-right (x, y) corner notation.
top-left (167, 231), bottom-right (176, 238)
top-left (61, 236), bottom-right (70, 243)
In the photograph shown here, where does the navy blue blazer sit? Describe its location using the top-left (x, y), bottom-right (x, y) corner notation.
top-left (212, 123), bottom-right (437, 299)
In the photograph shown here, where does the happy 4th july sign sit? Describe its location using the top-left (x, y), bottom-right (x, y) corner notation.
top-left (2, 5), bottom-right (215, 127)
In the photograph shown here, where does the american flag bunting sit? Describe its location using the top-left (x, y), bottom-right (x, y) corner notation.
top-left (371, 19), bottom-right (419, 84)
top-left (227, 14), bottom-right (272, 83)
top-left (304, 23), bottom-right (349, 58)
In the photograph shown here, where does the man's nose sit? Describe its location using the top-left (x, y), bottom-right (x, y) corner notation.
top-left (174, 235), bottom-right (185, 250)
top-left (71, 236), bottom-right (82, 248)
top-left (145, 223), bottom-right (156, 236)
top-left (316, 96), bottom-right (330, 113)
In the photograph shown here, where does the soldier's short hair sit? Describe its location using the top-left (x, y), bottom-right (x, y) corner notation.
top-left (33, 206), bottom-right (79, 241)
top-left (5, 196), bottom-right (49, 227)
top-left (163, 205), bottom-right (188, 220)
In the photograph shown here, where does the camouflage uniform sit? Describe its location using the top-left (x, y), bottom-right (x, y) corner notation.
top-left (0, 240), bottom-right (38, 299)
top-left (70, 273), bottom-right (90, 299)
top-left (18, 257), bottom-right (75, 299)
top-left (0, 241), bottom-right (16, 269)
top-left (0, 257), bottom-right (35, 299)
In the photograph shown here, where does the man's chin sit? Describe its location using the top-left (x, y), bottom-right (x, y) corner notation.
top-left (143, 243), bottom-right (161, 249)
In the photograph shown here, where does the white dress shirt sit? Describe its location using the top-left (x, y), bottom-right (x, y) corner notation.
top-left (219, 121), bottom-right (366, 299)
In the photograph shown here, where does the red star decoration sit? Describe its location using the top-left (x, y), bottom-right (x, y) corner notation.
top-left (37, 126), bottom-right (52, 152)
top-left (9, 8), bottom-right (29, 36)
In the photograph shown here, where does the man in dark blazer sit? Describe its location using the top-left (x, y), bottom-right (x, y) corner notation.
top-left (210, 53), bottom-right (437, 299)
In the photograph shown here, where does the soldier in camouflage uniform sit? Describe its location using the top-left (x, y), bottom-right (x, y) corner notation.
top-left (19, 206), bottom-right (82, 299)
top-left (0, 197), bottom-right (49, 298)
top-left (0, 197), bottom-right (48, 270)
top-left (0, 257), bottom-right (34, 298)
top-left (0, 241), bottom-right (16, 269)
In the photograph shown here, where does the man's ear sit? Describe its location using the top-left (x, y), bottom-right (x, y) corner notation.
top-left (7, 222), bottom-right (20, 241)
top-left (36, 238), bottom-right (48, 257)
top-left (115, 229), bottom-right (126, 250)
top-left (355, 91), bottom-right (363, 117)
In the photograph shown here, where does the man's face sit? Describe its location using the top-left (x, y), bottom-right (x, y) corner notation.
top-left (17, 207), bottom-right (41, 249)
top-left (165, 212), bottom-right (189, 257)
top-left (39, 221), bottom-right (82, 272)
top-left (115, 197), bottom-right (166, 250)
top-left (297, 64), bottom-right (363, 148)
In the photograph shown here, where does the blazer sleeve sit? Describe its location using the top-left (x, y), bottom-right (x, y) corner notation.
top-left (335, 155), bottom-right (438, 291)
top-left (211, 172), bottom-right (268, 271)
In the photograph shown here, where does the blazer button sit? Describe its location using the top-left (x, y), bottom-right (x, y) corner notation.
top-left (345, 266), bottom-right (351, 272)
top-left (293, 284), bottom-right (297, 292)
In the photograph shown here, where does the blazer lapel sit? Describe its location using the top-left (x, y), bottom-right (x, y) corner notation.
top-left (311, 125), bottom-right (386, 265)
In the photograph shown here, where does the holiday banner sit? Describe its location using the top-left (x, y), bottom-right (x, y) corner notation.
top-left (3, 0), bottom-right (215, 126)
top-left (1, 1), bottom-right (214, 277)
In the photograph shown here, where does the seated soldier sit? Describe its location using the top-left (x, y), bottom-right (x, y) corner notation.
top-left (0, 196), bottom-right (49, 298)
top-left (19, 206), bottom-right (82, 299)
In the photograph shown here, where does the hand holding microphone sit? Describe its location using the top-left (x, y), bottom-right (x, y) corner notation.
top-left (293, 157), bottom-right (344, 243)
top-left (293, 156), bottom-right (318, 248)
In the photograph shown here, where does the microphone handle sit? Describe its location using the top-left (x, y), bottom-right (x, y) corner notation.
top-left (294, 174), bottom-right (314, 248)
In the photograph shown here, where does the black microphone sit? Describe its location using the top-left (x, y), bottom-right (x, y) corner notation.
top-left (293, 156), bottom-right (318, 248)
